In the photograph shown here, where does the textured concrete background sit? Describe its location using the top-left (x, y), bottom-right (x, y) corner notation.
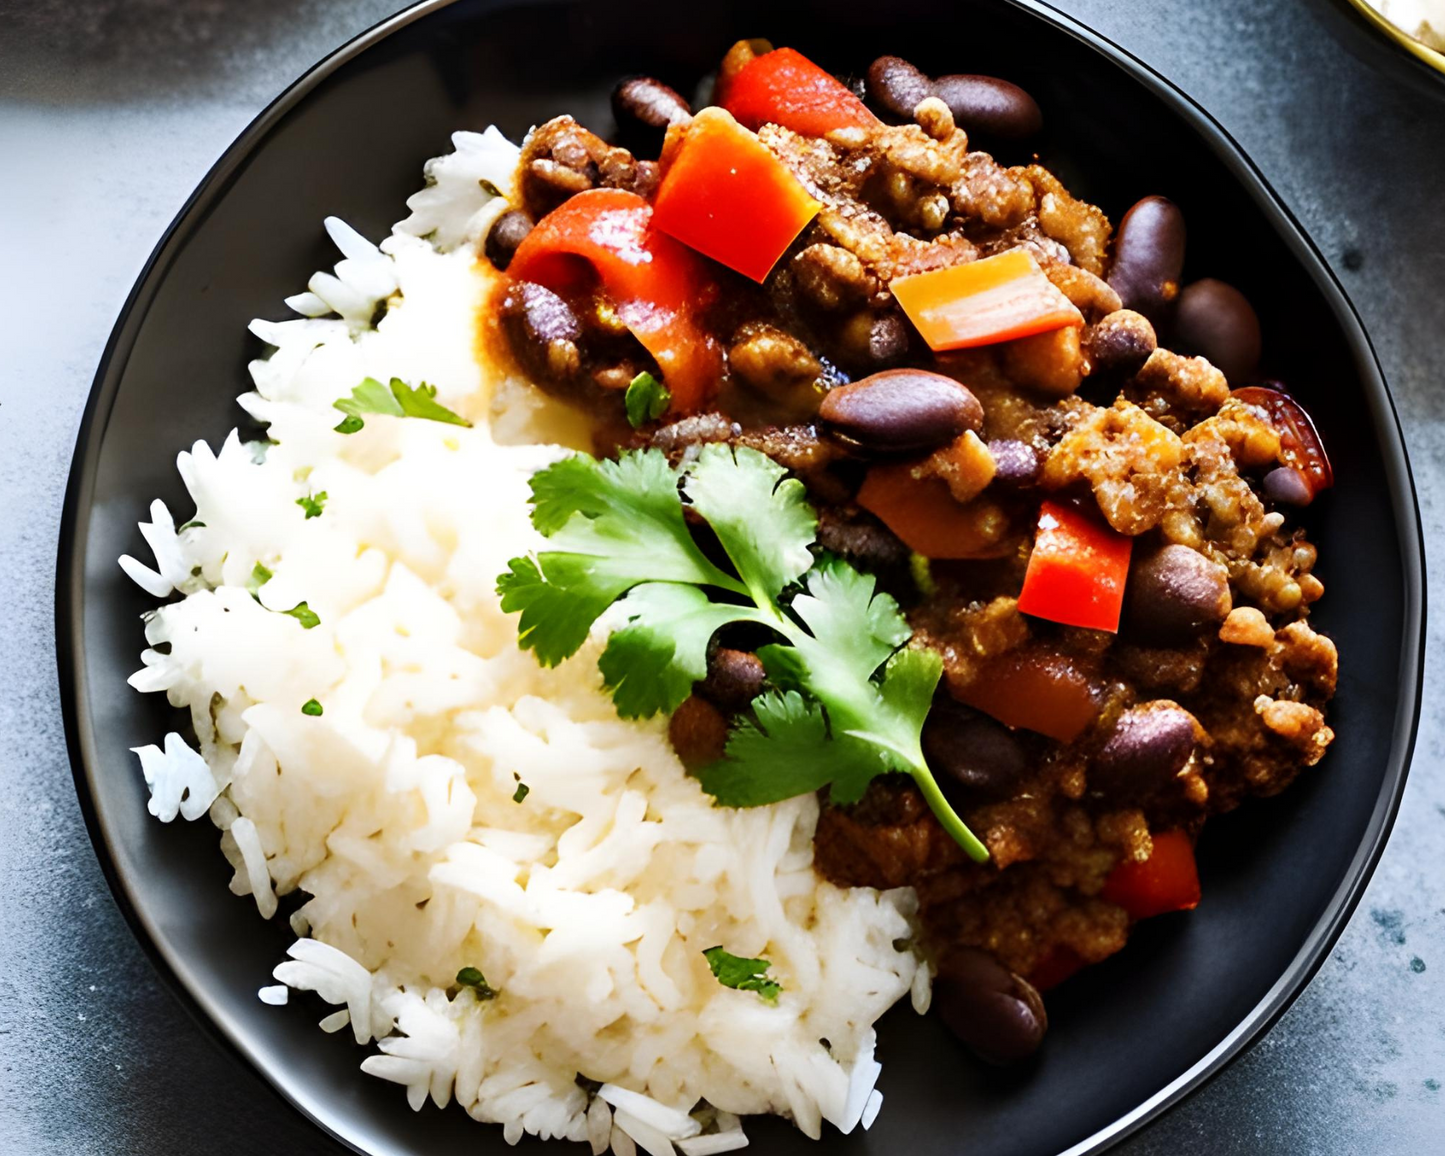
top-left (1, 1), bottom-right (1442, 1152)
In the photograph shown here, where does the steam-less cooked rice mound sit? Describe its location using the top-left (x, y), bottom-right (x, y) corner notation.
top-left (122, 128), bottom-right (922, 1151)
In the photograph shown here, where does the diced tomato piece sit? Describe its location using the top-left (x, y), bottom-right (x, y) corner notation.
top-left (652, 108), bottom-right (821, 283)
top-left (1017, 501), bottom-right (1133, 633)
top-left (1028, 947), bottom-right (1087, 992)
top-left (1232, 385), bottom-right (1333, 498)
top-left (890, 249), bottom-right (1083, 352)
top-left (1101, 829), bottom-right (1201, 920)
top-left (507, 188), bottom-right (723, 412)
top-left (717, 45), bottom-right (877, 137)
top-left (856, 461), bottom-right (1013, 560)
top-left (949, 649), bottom-right (1099, 742)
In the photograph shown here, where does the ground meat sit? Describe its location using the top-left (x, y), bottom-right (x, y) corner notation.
top-left (519, 116), bottom-right (658, 219)
top-left (1020, 164), bottom-right (1112, 275)
top-left (1041, 400), bottom-right (1184, 534)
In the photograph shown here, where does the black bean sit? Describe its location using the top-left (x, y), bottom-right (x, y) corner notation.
top-left (500, 281), bottom-right (583, 381)
top-left (699, 648), bottom-right (767, 712)
top-left (922, 699), bottom-right (1028, 801)
top-left (1087, 309), bottom-right (1157, 379)
top-left (611, 76), bottom-right (692, 155)
top-left (1263, 465), bottom-right (1314, 506)
top-left (866, 56), bottom-right (937, 120)
top-left (987, 438), bottom-right (1041, 488)
top-left (1093, 703), bottom-right (1198, 797)
top-left (1173, 278), bottom-right (1262, 383)
top-left (934, 74), bottom-right (1042, 138)
top-left (483, 209), bottom-right (533, 271)
top-left (934, 948), bottom-right (1048, 1065)
top-left (1121, 543), bottom-right (1232, 645)
top-left (1107, 196), bottom-right (1187, 324)
top-left (820, 369), bottom-right (983, 453)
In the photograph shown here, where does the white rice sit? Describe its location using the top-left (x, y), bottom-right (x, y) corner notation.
top-left (122, 125), bottom-right (925, 1149)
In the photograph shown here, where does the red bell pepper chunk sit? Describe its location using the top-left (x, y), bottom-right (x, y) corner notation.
top-left (507, 188), bottom-right (723, 413)
top-left (717, 45), bottom-right (877, 137)
top-left (1101, 829), bottom-right (1201, 920)
top-left (1017, 501), bottom-right (1133, 633)
top-left (890, 249), bottom-right (1083, 352)
top-left (652, 108), bottom-right (821, 283)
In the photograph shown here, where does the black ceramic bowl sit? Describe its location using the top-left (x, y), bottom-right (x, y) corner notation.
top-left (57, 1), bottom-right (1424, 1154)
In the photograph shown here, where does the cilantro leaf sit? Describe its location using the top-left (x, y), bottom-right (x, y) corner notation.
top-left (684, 445), bottom-right (815, 610)
top-left (333, 377), bottom-right (470, 434)
top-left (247, 562), bottom-right (273, 598)
top-left (624, 371), bottom-right (671, 428)
top-left (512, 782), bottom-right (530, 803)
top-left (455, 967), bottom-right (498, 999)
top-left (598, 583), bottom-right (765, 718)
top-left (499, 453), bottom-right (748, 666)
top-left (497, 447), bottom-right (988, 862)
top-left (296, 492), bottom-right (328, 519)
top-left (696, 690), bottom-right (880, 806)
top-left (282, 601), bottom-right (320, 629)
top-left (301, 698), bottom-right (323, 716)
top-left (702, 946), bottom-right (782, 1004)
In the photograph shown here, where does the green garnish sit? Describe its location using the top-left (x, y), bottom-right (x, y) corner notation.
top-left (247, 562), bottom-right (320, 629)
top-left (495, 446), bottom-right (987, 862)
top-left (512, 782), bottom-right (530, 803)
top-left (178, 519), bottom-right (206, 531)
top-left (283, 601), bottom-right (321, 630)
top-left (301, 698), bottom-right (324, 717)
top-left (296, 491), bottom-right (328, 519)
top-left (624, 371), bottom-right (671, 429)
top-left (333, 377), bottom-right (471, 435)
top-left (247, 562), bottom-right (273, 598)
top-left (703, 946), bottom-right (782, 1004)
top-left (456, 967), bottom-right (498, 999)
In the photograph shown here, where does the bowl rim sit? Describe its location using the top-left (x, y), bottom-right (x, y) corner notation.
top-left (1340, 0), bottom-right (1445, 77)
top-left (55, 1), bottom-right (1426, 1154)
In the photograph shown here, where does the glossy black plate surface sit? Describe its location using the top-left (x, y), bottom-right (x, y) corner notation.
top-left (57, 1), bottom-right (1424, 1154)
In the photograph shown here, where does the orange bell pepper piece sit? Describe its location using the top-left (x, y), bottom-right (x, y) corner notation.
top-left (1017, 501), bottom-right (1133, 632)
top-left (949, 649), bottom-right (1099, 743)
top-left (717, 45), bottom-right (877, 137)
top-left (891, 249), bottom-right (1083, 352)
top-left (1101, 829), bottom-right (1201, 920)
top-left (856, 461), bottom-right (1013, 560)
top-left (652, 108), bottom-right (821, 283)
top-left (507, 188), bottom-right (723, 413)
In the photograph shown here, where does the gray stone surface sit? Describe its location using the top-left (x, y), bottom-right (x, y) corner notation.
top-left (0, 0), bottom-right (1440, 1152)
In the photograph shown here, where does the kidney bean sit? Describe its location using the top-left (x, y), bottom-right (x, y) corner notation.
top-left (611, 76), bottom-right (692, 155)
top-left (483, 209), bottom-right (533, 271)
top-left (866, 56), bottom-right (1041, 138)
top-left (1263, 465), bottom-right (1314, 506)
top-left (935, 948), bottom-right (1048, 1065)
top-left (934, 74), bottom-right (1042, 138)
top-left (668, 694), bottom-right (728, 770)
top-left (500, 281), bottom-right (584, 381)
top-left (1121, 543), bottom-right (1232, 645)
top-left (820, 369), bottom-right (983, 453)
top-left (1232, 386), bottom-right (1333, 500)
top-left (1086, 309), bottom-right (1157, 379)
top-left (1173, 278), bottom-right (1261, 382)
top-left (1093, 703), bottom-right (1199, 797)
top-left (922, 699), bottom-right (1028, 801)
top-left (699, 648), bottom-right (767, 712)
top-left (1107, 196), bottom-right (1186, 324)
top-left (987, 438), bottom-right (1041, 488)
top-left (866, 55), bottom-right (937, 119)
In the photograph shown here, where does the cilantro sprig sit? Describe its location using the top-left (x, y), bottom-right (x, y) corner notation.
top-left (333, 377), bottom-right (470, 434)
top-left (496, 445), bottom-right (987, 861)
top-left (703, 946), bottom-right (782, 1004)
